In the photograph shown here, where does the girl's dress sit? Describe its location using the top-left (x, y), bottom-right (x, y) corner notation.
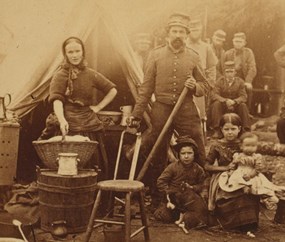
top-left (206, 139), bottom-right (259, 229)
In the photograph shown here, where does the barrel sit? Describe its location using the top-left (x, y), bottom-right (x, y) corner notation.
top-left (37, 169), bottom-right (97, 233)
top-left (274, 198), bottom-right (285, 224)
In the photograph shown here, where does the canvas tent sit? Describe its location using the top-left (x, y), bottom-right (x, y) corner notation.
top-left (0, 0), bottom-right (145, 119)
top-left (2, 0), bottom-right (285, 118)
top-left (0, 0), bottom-right (156, 182)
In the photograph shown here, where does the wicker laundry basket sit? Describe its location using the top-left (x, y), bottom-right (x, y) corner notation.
top-left (32, 139), bottom-right (98, 169)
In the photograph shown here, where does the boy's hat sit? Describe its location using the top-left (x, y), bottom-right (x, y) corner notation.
top-left (233, 32), bottom-right (246, 41)
top-left (173, 135), bottom-right (198, 152)
top-left (213, 29), bottom-right (226, 41)
top-left (224, 61), bottom-right (235, 70)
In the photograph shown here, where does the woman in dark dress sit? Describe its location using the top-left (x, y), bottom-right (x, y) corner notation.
top-left (42, 37), bottom-right (117, 176)
top-left (205, 113), bottom-right (259, 234)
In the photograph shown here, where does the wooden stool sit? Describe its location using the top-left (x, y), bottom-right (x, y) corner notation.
top-left (83, 130), bottom-right (150, 242)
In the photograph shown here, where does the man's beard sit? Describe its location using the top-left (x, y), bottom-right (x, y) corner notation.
top-left (170, 38), bottom-right (184, 49)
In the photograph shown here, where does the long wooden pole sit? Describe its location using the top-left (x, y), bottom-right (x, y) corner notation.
top-left (136, 87), bottom-right (189, 181)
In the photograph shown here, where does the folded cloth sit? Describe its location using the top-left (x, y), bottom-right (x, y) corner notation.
top-left (4, 182), bottom-right (39, 223)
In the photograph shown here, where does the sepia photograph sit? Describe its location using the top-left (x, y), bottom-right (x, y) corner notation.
top-left (0, 0), bottom-right (285, 241)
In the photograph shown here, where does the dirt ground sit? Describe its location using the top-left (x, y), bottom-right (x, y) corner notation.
top-left (10, 115), bottom-right (285, 241)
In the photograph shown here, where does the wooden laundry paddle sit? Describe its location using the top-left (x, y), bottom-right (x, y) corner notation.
top-left (136, 87), bottom-right (189, 181)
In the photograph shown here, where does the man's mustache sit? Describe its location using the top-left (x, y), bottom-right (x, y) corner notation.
top-left (172, 38), bottom-right (183, 43)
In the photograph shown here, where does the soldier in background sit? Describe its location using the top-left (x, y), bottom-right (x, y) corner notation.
top-left (187, 19), bottom-right (217, 87)
top-left (209, 61), bottom-right (251, 138)
top-left (211, 29), bottom-right (227, 78)
top-left (133, 33), bottom-right (152, 71)
top-left (224, 32), bottom-right (257, 111)
top-left (187, 19), bottom-right (217, 130)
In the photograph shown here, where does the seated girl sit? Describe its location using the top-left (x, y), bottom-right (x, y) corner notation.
top-left (154, 136), bottom-right (208, 229)
top-left (219, 132), bottom-right (285, 209)
top-left (205, 113), bottom-right (259, 236)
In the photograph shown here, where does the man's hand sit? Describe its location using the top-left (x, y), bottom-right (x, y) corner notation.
top-left (126, 116), bottom-right (141, 128)
top-left (184, 76), bottom-right (197, 91)
top-left (225, 99), bottom-right (236, 110)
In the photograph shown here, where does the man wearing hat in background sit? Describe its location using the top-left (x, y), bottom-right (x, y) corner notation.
top-left (187, 18), bottom-right (218, 131)
top-left (211, 29), bottom-right (227, 78)
top-left (133, 32), bottom-right (152, 71)
top-left (187, 18), bottom-right (218, 87)
top-left (224, 32), bottom-right (257, 111)
top-left (128, 12), bottom-right (209, 209)
top-left (209, 61), bottom-right (251, 138)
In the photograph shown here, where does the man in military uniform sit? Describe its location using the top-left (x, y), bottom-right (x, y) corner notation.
top-left (187, 19), bottom-right (218, 128)
top-left (210, 61), bottom-right (251, 138)
top-left (187, 19), bottom-right (217, 87)
top-left (224, 32), bottom-right (257, 110)
top-left (211, 29), bottom-right (227, 78)
top-left (128, 12), bottom-right (209, 208)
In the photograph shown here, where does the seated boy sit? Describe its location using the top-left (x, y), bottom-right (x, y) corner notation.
top-left (154, 136), bottom-right (208, 229)
top-left (209, 61), bottom-right (251, 138)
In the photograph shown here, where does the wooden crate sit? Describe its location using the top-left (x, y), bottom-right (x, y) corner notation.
top-left (0, 122), bottom-right (20, 185)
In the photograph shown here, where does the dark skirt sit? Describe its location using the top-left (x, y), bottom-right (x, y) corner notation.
top-left (215, 194), bottom-right (259, 230)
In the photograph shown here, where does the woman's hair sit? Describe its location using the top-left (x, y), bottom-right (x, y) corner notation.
top-left (62, 36), bottom-right (85, 58)
top-left (177, 143), bottom-right (200, 162)
top-left (219, 113), bottom-right (242, 128)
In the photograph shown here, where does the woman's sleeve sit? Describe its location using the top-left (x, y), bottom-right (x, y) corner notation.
top-left (48, 70), bottom-right (67, 103)
top-left (93, 71), bottom-right (116, 94)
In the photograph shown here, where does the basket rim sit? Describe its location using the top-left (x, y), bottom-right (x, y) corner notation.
top-left (32, 140), bottom-right (98, 145)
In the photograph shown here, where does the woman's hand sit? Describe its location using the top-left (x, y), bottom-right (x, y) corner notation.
top-left (90, 105), bottom-right (102, 113)
top-left (59, 118), bottom-right (69, 137)
top-left (227, 163), bottom-right (236, 170)
top-left (53, 100), bottom-right (69, 137)
top-left (242, 174), bottom-right (251, 181)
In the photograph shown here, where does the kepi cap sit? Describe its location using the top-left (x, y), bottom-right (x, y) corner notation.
top-left (224, 61), bottom-right (235, 70)
top-left (213, 29), bottom-right (226, 41)
top-left (167, 12), bottom-right (190, 32)
top-left (172, 135), bottom-right (198, 152)
top-left (189, 19), bottom-right (203, 31)
top-left (233, 32), bottom-right (246, 41)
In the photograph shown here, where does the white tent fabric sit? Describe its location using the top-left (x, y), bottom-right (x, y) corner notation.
top-left (0, 0), bottom-right (143, 118)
